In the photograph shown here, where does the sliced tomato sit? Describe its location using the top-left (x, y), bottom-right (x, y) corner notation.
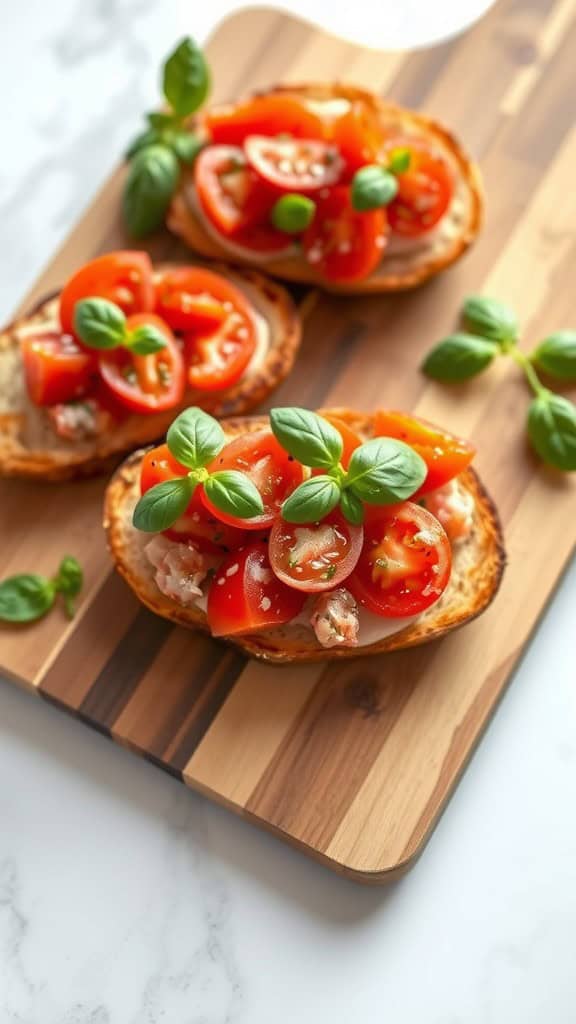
top-left (302, 186), bottom-right (388, 282)
top-left (194, 145), bottom-right (276, 236)
top-left (269, 511), bottom-right (363, 593)
top-left (154, 266), bottom-right (254, 335)
top-left (59, 251), bottom-right (154, 335)
top-left (244, 135), bottom-right (342, 193)
top-left (373, 410), bottom-right (475, 496)
top-left (185, 307), bottom-right (256, 393)
top-left (348, 502), bottom-right (452, 618)
top-left (204, 94), bottom-right (326, 146)
top-left (202, 430), bottom-right (305, 530)
top-left (98, 314), bottom-right (185, 414)
top-left (331, 101), bottom-right (382, 177)
top-left (207, 542), bottom-right (306, 637)
top-left (384, 140), bottom-right (453, 236)
top-left (21, 331), bottom-right (96, 406)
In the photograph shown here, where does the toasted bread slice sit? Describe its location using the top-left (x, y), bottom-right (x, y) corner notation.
top-left (0, 263), bottom-right (301, 481)
top-left (104, 410), bottom-right (505, 663)
top-left (168, 84), bottom-right (483, 295)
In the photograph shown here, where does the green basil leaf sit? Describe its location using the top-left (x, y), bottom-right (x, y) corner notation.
top-left (166, 407), bottom-right (225, 469)
top-left (527, 393), bottom-right (576, 471)
top-left (269, 408), bottom-right (343, 469)
top-left (204, 471), bottom-right (264, 520)
top-left (127, 323), bottom-right (168, 355)
top-left (53, 555), bottom-right (83, 618)
top-left (123, 144), bottom-right (179, 238)
top-left (162, 37), bottom-right (210, 118)
top-left (531, 330), bottom-right (576, 381)
top-left (126, 129), bottom-right (160, 159)
top-left (463, 295), bottom-right (518, 346)
top-left (421, 333), bottom-right (498, 381)
top-left (169, 131), bottom-right (204, 164)
top-left (147, 111), bottom-right (178, 131)
top-left (351, 165), bottom-right (398, 212)
top-left (132, 477), bottom-right (194, 532)
top-left (271, 194), bottom-right (316, 233)
top-left (0, 574), bottom-right (54, 623)
top-left (281, 476), bottom-right (341, 524)
top-left (345, 438), bottom-right (427, 503)
top-left (388, 147), bottom-right (411, 174)
top-left (73, 298), bottom-right (126, 350)
top-left (339, 489), bottom-right (364, 526)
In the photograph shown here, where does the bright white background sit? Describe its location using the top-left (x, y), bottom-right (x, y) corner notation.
top-left (1, 2), bottom-right (575, 1022)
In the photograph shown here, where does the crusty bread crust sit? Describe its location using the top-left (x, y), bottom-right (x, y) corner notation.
top-left (168, 83), bottom-right (484, 294)
top-left (104, 409), bottom-right (505, 663)
top-left (0, 263), bottom-right (301, 481)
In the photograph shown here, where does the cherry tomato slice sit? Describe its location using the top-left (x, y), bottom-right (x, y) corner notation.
top-left (348, 502), bottom-right (452, 618)
top-left (59, 251), bottom-right (154, 335)
top-left (185, 306), bottom-right (256, 393)
top-left (383, 140), bottom-right (453, 236)
top-left (21, 331), bottom-right (96, 406)
top-left (372, 410), bottom-right (475, 496)
top-left (98, 314), bottom-right (185, 414)
top-left (194, 145), bottom-right (277, 237)
top-left (331, 101), bottom-right (382, 177)
top-left (207, 542), bottom-right (306, 637)
top-left (244, 135), bottom-right (343, 193)
top-left (269, 511), bottom-right (363, 593)
top-left (303, 186), bottom-right (388, 282)
top-left (154, 266), bottom-right (254, 336)
top-left (202, 430), bottom-right (305, 530)
top-left (204, 94), bottom-right (326, 146)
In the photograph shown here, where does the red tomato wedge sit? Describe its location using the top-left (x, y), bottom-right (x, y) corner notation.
top-left (97, 314), bottom-right (185, 414)
top-left (244, 135), bottom-right (343, 193)
top-left (303, 186), bottom-right (388, 282)
top-left (185, 305), bottom-right (256, 393)
top-left (207, 542), bottom-right (306, 637)
top-left (194, 145), bottom-right (276, 236)
top-left (331, 101), bottom-right (382, 177)
top-left (384, 140), bottom-right (453, 236)
top-left (348, 502), bottom-right (452, 618)
top-left (202, 430), bottom-right (305, 530)
top-left (373, 410), bottom-right (475, 495)
top-left (155, 267), bottom-right (231, 333)
top-left (59, 251), bottom-right (154, 335)
top-left (204, 94), bottom-right (326, 146)
top-left (269, 512), bottom-right (363, 593)
top-left (21, 331), bottom-right (96, 406)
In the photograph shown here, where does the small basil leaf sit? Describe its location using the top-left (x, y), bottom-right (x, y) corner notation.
top-left (166, 407), bottom-right (225, 469)
top-left (147, 111), bottom-right (178, 131)
top-left (163, 37), bottom-right (210, 118)
top-left (422, 333), bottom-right (498, 381)
top-left (388, 147), bottom-right (411, 174)
top-left (281, 476), bottom-right (341, 524)
top-left (73, 298), bottom-right (126, 350)
top-left (127, 324), bottom-right (168, 355)
top-left (463, 296), bottom-right (518, 346)
top-left (126, 129), bottom-right (160, 159)
top-left (53, 555), bottom-right (83, 618)
top-left (527, 393), bottom-right (576, 471)
top-left (132, 477), bottom-right (194, 532)
top-left (269, 408), bottom-right (343, 469)
top-left (531, 330), bottom-right (576, 381)
top-left (271, 194), bottom-right (316, 233)
top-left (0, 575), bottom-right (54, 623)
top-left (346, 438), bottom-right (427, 503)
top-left (351, 165), bottom-right (398, 212)
top-left (204, 471), bottom-right (264, 519)
top-left (339, 489), bottom-right (364, 526)
top-left (123, 144), bottom-right (179, 238)
top-left (169, 132), bottom-right (204, 164)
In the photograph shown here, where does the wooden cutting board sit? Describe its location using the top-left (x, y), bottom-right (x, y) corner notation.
top-left (1, 0), bottom-right (575, 882)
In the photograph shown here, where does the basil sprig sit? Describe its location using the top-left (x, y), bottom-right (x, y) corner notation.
top-left (73, 298), bottom-right (167, 355)
top-left (132, 408), bottom-right (264, 533)
top-left (123, 37), bottom-right (210, 237)
top-left (350, 146), bottom-right (412, 213)
top-left (270, 408), bottom-right (426, 524)
top-left (0, 556), bottom-right (83, 624)
top-left (422, 295), bottom-right (576, 472)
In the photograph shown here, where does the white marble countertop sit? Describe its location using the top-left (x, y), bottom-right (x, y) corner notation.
top-left (1, 2), bottom-right (575, 1022)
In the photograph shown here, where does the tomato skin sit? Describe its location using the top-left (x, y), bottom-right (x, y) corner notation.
top-left (21, 332), bottom-right (96, 406)
top-left (348, 502), bottom-right (452, 618)
top-left (183, 284), bottom-right (256, 393)
top-left (204, 95), bottom-right (326, 146)
top-left (154, 267), bottom-right (231, 333)
top-left (303, 186), bottom-right (388, 282)
top-left (331, 101), bottom-right (382, 177)
top-left (244, 135), bottom-right (343, 193)
top-left (59, 251), bottom-right (154, 336)
top-left (207, 542), bottom-right (306, 637)
top-left (194, 145), bottom-right (277, 236)
top-left (268, 512), bottom-right (363, 593)
top-left (384, 140), bottom-right (453, 236)
top-left (98, 314), bottom-right (185, 414)
top-left (373, 410), bottom-right (475, 496)
top-left (201, 430), bottom-right (305, 530)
